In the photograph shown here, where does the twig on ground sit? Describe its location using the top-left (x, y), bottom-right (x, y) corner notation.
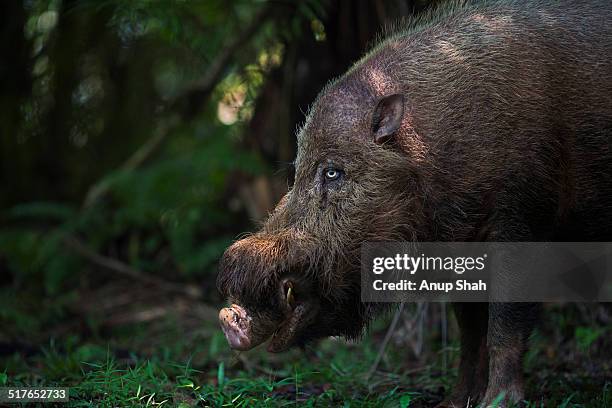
top-left (367, 302), bottom-right (405, 380)
top-left (441, 302), bottom-right (448, 372)
top-left (236, 354), bottom-right (288, 377)
top-left (63, 235), bottom-right (202, 299)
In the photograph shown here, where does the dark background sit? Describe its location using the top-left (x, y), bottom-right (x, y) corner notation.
top-left (0, 1), bottom-right (609, 406)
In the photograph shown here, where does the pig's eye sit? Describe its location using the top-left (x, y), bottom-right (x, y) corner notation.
top-left (324, 168), bottom-right (342, 182)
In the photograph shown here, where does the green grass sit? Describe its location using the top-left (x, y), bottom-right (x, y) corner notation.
top-left (1, 304), bottom-right (610, 407)
top-left (1, 329), bottom-right (443, 407)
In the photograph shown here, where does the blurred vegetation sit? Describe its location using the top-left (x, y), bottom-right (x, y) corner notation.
top-left (0, 0), bottom-right (610, 406)
top-left (0, 0), bottom-right (436, 336)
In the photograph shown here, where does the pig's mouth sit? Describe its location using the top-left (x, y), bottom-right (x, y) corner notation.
top-left (218, 278), bottom-right (320, 353)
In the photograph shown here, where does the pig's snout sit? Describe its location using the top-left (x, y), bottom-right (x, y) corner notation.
top-left (218, 277), bottom-right (320, 353)
top-left (217, 233), bottom-right (321, 352)
top-left (218, 305), bottom-right (255, 351)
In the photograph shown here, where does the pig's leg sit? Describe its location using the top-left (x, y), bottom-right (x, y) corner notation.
top-left (482, 302), bottom-right (540, 406)
top-left (437, 303), bottom-right (489, 407)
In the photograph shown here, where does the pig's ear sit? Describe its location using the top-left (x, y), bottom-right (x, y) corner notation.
top-left (371, 94), bottom-right (405, 144)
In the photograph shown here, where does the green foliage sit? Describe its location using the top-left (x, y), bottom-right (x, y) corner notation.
top-left (1, 323), bottom-right (430, 407)
top-left (575, 326), bottom-right (605, 353)
top-left (0, 129), bottom-right (264, 301)
top-left (2, 313), bottom-right (609, 407)
top-left (399, 393), bottom-right (414, 408)
top-left (1, 0), bottom-right (312, 311)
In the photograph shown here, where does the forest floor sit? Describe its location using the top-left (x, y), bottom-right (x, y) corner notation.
top-left (0, 281), bottom-right (610, 407)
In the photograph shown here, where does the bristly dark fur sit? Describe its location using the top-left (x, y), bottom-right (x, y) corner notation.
top-left (218, 0), bottom-right (612, 405)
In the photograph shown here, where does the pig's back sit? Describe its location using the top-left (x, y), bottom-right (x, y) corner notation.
top-left (374, 0), bottom-right (612, 239)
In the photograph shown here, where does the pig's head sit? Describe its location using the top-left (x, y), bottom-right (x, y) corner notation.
top-left (217, 67), bottom-right (426, 353)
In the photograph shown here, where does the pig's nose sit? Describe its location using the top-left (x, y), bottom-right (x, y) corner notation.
top-left (218, 305), bottom-right (253, 351)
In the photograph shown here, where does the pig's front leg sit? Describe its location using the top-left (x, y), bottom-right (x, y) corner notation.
top-left (482, 302), bottom-right (541, 406)
top-left (476, 222), bottom-right (541, 406)
top-left (436, 303), bottom-right (489, 408)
